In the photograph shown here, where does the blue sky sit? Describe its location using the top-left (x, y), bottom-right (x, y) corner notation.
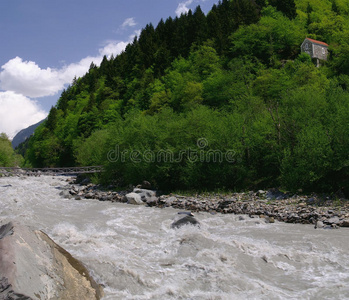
top-left (0, 0), bottom-right (218, 138)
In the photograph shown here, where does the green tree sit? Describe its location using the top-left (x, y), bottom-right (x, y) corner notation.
top-left (0, 133), bottom-right (23, 167)
top-left (269, 0), bottom-right (297, 19)
top-left (231, 7), bottom-right (304, 64)
top-left (46, 106), bottom-right (58, 132)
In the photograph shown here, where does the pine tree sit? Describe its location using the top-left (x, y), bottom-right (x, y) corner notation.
top-left (306, 2), bottom-right (313, 27)
top-left (332, 0), bottom-right (340, 14)
top-left (270, 0), bottom-right (297, 19)
top-left (46, 107), bottom-right (58, 132)
top-left (232, 0), bottom-right (260, 27)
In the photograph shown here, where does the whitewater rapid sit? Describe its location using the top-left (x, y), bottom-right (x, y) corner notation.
top-left (0, 176), bottom-right (348, 299)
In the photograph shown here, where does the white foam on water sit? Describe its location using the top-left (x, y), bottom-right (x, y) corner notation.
top-left (0, 176), bottom-right (349, 299)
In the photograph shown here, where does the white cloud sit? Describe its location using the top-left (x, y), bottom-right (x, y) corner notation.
top-left (176, 0), bottom-right (194, 16)
top-left (0, 40), bottom-right (130, 99)
top-left (0, 91), bottom-right (47, 139)
top-left (132, 30), bottom-right (141, 39)
top-left (121, 17), bottom-right (137, 28)
top-left (99, 41), bottom-right (129, 58)
top-left (0, 57), bottom-right (63, 98)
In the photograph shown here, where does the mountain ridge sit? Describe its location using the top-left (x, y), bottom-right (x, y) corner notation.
top-left (12, 119), bottom-right (46, 149)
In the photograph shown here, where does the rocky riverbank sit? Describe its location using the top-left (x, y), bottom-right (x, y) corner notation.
top-left (61, 178), bottom-right (349, 228)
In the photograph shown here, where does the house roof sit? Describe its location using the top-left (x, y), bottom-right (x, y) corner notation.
top-left (305, 38), bottom-right (329, 47)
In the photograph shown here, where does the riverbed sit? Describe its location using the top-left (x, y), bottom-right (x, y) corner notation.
top-left (0, 176), bottom-right (348, 299)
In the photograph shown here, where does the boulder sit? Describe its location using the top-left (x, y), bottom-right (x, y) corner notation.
top-left (165, 196), bottom-right (177, 207)
top-left (266, 188), bottom-right (288, 200)
top-left (327, 216), bottom-right (340, 225)
top-left (0, 222), bottom-right (103, 300)
top-left (141, 181), bottom-right (152, 189)
top-left (126, 192), bottom-right (144, 205)
top-left (171, 214), bottom-right (200, 229)
top-left (146, 197), bottom-right (158, 207)
top-left (265, 216), bottom-right (275, 223)
top-left (132, 188), bottom-right (158, 204)
top-left (84, 192), bottom-right (95, 199)
top-left (59, 189), bottom-right (73, 199)
top-left (340, 219), bottom-right (349, 227)
top-left (315, 221), bottom-right (324, 229)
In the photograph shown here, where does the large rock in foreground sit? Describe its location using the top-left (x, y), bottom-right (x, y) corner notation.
top-left (0, 222), bottom-right (103, 300)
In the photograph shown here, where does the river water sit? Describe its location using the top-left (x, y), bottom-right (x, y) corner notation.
top-left (0, 176), bottom-right (348, 300)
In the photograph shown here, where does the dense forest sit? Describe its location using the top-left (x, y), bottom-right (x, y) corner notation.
top-left (21, 0), bottom-right (349, 192)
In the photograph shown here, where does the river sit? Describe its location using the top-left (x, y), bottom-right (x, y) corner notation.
top-left (0, 176), bottom-right (348, 300)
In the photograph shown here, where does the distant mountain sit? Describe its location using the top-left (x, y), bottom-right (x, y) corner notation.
top-left (12, 119), bottom-right (46, 149)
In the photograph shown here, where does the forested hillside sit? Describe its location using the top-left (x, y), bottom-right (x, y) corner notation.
top-left (24, 0), bottom-right (349, 192)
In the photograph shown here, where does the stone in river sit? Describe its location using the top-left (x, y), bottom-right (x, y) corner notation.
top-left (126, 192), bottom-right (145, 205)
top-left (171, 215), bottom-right (200, 229)
top-left (314, 221), bottom-right (324, 229)
top-left (126, 188), bottom-right (158, 205)
top-left (0, 221), bottom-right (103, 300)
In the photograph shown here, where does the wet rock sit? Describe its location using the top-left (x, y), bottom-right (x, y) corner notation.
top-left (262, 216), bottom-right (275, 224)
top-left (178, 211), bottom-right (194, 216)
top-left (266, 188), bottom-right (288, 200)
top-left (85, 192), bottom-right (95, 199)
top-left (249, 215), bottom-right (259, 219)
top-left (165, 196), bottom-right (177, 207)
top-left (132, 188), bottom-right (158, 204)
top-left (69, 187), bottom-right (78, 195)
top-left (315, 221), bottom-right (324, 229)
top-left (171, 215), bottom-right (200, 229)
top-left (327, 216), bottom-right (340, 225)
top-left (323, 224), bottom-right (338, 229)
top-left (120, 195), bottom-right (128, 203)
top-left (339, 219), bottom-right (349, 227)
top-left (146, 197), bottom-right (158, 206)
top-left (0, 277), bottom-right (32, 299)
top-left (126, 192), bottom-right (144, 205)
top-left (60, 189), bottom-right (73, 199)
top-left (0, 222), bottom-right (103, 300)
top-left (261, 255), bottom-right (268, 263)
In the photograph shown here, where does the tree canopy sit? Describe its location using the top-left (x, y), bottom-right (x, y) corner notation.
top-left (0, 133), bottom-right (23, 167)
